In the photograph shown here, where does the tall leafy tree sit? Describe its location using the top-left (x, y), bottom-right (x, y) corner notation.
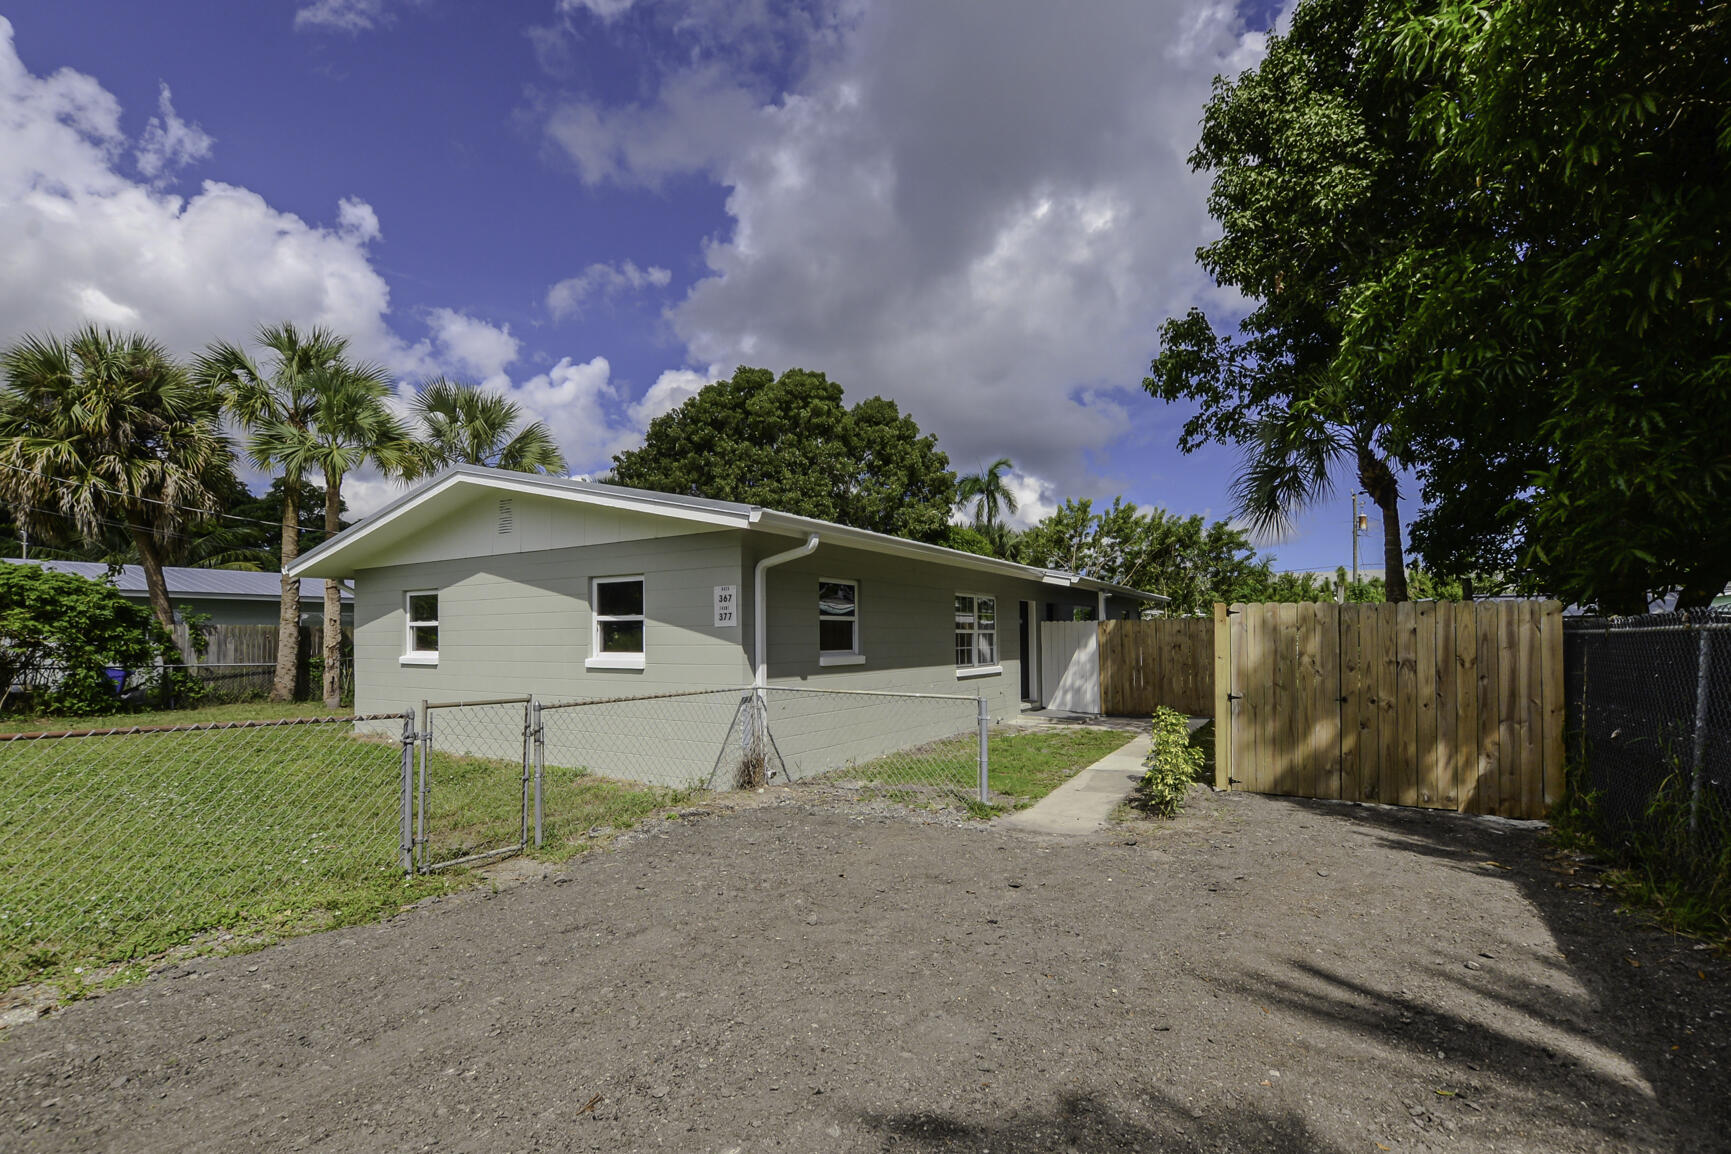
top-left (1143, 0), bottom-right (1439, 602)
top-left (0, 326), bottom-right (235, 630)
top-left (611, 367), bottom-right (957, 541)
top-left (260, 363), bottom-right (412, 707)
top-left (195, 324), bottom-right (350, 701)
top-left (402, 378), bottom-right (567, 478)
top-left (1335, 0), bottom-right (1731, 610)
top-left (1012, 497), bottom-right (1315, 615)
top-left (957, 457), bottom-right (1019, 550)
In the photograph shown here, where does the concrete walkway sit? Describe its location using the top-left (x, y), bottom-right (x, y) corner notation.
top-left (998, 731), bottom-right (1152, 836)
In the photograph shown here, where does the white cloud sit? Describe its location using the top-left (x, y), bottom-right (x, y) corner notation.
top-left (133, 83), bottom-right (213, 183)
top-left (544, 0), bottom-right (1269, 502)
top-left (294, 0), bottom-right (390, 32)
top-left (626, 367), bottom-right (710, 427)
top-left (425, 309), bottom-right (520, 385)
top-left (0, 18), bottom-right (413, 373)
top-left (556, 0), bottom-right (639, 18)
top-left (545, 260), bottom-right (671, 320)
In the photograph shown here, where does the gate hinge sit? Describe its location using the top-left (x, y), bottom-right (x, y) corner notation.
top-left (1337, 696), bottom-right (1349, 704)
top-left (1226, 693), bottom-right (1243, 701)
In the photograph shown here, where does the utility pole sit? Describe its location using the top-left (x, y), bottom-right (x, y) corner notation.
top-left (19, 527), bottom-right (25, 561)
top-left (1350, 493), bottom-right (1360, 585)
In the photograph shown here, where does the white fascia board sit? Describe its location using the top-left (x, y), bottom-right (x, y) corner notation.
top-left (754, 512), bottom-right (1104, 588)
top-left (289, 469), bottom-right (751, 578)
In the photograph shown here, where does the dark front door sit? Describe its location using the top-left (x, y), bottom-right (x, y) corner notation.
top-left (1018, 601), bottom-right (1030, 699)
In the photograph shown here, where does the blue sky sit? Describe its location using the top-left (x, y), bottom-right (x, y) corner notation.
top-left (0, 0), bottom-right (1375, 573)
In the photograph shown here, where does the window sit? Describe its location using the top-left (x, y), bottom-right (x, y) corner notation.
top-left (403, 591), bottom-right (438, 664)
top-left (818, 580), bottom-right (864, 665)
top-left (589, 576), bottom-right (645, 669)
top-left (954, 593), bottom-right (998, 673)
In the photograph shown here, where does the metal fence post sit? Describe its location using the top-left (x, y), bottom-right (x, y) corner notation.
top-left (532, 697), bottom-right (544, 848)
top-left (399, 709), bottom-right (416, 874)
top-left (977, 693), bottom-right (990, 804)
top-left (519, 699), bottom-right (533, 850)
top-left (1691, 626), bottom-right (1712, 843)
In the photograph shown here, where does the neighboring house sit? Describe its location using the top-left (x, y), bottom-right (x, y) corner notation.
top-left (288, 466), bottom-right (1162, 782)
top-left (3, 558), bottom-right (351, 628)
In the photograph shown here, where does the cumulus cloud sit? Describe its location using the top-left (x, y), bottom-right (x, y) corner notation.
top-left (543, 0), bottom-right (1269, 501)
top-left (626, 367), bottom-right (710, 427)
top-left (556, 0), bottom-right (639, 18)
top-left (545, 260), bottom-right (671, 321)
top-left (294, 0), bottom-right (391, 32)
top-left (0, 17), bottom-right (412, 372)
top-left (133, 83), bottom-right (213, 183)
top-left (424, 309), bottom-right (520, 385)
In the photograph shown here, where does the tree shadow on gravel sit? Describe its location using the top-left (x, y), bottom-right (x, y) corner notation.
top-left (856, 1088), bottom-right (1343, 1153)
top-left (1239, 797), bottom-right (1730, 1146)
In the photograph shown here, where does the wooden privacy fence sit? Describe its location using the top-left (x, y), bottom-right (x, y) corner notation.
top-left (1214, 601), bottom-right (1564, 819)
top-left (1098, 618), bottom-right (1214, 717)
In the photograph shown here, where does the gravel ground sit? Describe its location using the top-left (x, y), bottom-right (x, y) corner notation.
top-left (1, 783), bottom-right (1724, 1153)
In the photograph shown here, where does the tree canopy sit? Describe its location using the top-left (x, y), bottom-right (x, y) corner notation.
top-left (1149, 0), bottom-right (1731, 612)
top-left (403, 378), bottom-right (567, 478)
top-left (611, 367), bottom-right (957, 542)
top-left (0, 326), bottom-right (236, 630)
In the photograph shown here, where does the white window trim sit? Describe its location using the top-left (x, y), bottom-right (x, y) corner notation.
top-left (403, 589), bottom-right (439, 666)
top-left (954, 591), bottom-right (999, 672)
top-left (818, 577), bottom-right (863, 663)
top-left (587, 575), bottom-right (646, 671)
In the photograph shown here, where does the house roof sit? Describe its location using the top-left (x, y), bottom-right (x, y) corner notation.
top-left (3, 558), bottom-right (349, 603)
top-left (287, 464), bottom-right (1166, 603)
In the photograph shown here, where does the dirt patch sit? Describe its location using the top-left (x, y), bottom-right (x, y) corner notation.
top-left (1, 786), bottom-right (1724, 1153)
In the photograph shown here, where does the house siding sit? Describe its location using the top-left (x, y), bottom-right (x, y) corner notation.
top-left (744, 534), bottom-right (1105, 779)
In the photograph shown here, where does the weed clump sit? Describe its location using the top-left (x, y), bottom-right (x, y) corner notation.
top-left (1137, 707), bottom-right (1206, 818)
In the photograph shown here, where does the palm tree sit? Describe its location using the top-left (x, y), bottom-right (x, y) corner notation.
top-left (195, 324), bottom-right (351, 701)
top-left (957, 457), bottom-right (1019, 548)
top-left (1230, 402), bottom-right (1409, 602)
top-left (257, 362), bottom-right (414, 707)
top-left (0, 326), bottom-right (235, 631)
top-left (402, 378), bottom-right (567, 478)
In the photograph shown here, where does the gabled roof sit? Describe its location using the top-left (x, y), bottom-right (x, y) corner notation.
top-left (4, 558), bottom-right (348, 602)
top-left (288, 465), bottom-right (1165, 603)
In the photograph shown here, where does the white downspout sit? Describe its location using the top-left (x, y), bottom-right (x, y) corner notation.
top-left (754, 534), bottom-right (821, 687)
top-left (1097, 589), bottom-right (1108, 622)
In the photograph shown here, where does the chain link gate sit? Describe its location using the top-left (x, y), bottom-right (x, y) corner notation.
top-left (408, 697), bottom-right (538, 872)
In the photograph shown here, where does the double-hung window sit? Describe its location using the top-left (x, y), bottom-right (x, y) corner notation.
top-left (403, 591), bottom-right (439, 665)
top-left (954, 593), bottom-right (998, 674)
top-left (589, 576), bottom-right (646, 669)
top-left (818, 580), bottom-right (864, 665)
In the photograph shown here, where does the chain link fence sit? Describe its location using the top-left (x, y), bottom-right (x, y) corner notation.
top-left (1563, 610), bottom-right (1730, 893)
top-left (0, 713), bottom-right (413, 987)
top-left (415, 699), bottom-right (532, 872)
top-left (762, 686), bottom-right (985, 805)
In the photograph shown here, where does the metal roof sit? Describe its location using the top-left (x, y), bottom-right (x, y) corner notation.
top-left (3, 558), bottom-right (349, 602)
top-left (290, 464), bottom-right (1166, 603)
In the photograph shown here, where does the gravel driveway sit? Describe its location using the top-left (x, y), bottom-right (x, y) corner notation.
top-left (2, 785), bottom-right (1724, 1153)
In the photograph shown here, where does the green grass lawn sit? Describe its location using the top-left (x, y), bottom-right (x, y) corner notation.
top-left (837, 725), bottom-right (1134, 812)
top-left (0, 720), bottom-right (684, 992)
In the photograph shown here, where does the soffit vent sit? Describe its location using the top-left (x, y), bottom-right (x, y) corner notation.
top-left (497, 497), bottom-right (514, 534)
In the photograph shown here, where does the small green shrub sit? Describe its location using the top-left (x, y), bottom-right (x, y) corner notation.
top-left (1138, 706), bottom-right (1205, 818)
top-left (0, 562), bottom-right (180, 715)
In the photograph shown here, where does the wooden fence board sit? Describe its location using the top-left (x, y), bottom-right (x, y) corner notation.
top-left (1520, 601), bottom-right (1544, 819)
top-left (1213, 603), bottom-right (1231, 790)
top-left (1498, 604), bottom-right (1523, 816)
top-left (1416, 602), bottom-right (1439, 806)
top-left (1451, 601), bottom-right (1477, 813)
top-left (1316, 602), bottom-right (1342, 801)
top-left (1434, 602), bottom-right (1458, 809)
top-left (1395, 602), bottom-right (1419, 807)
top-left (1373, 603), bottom-right (1399, 804)
top-left (1340, 603), bottom-right (1365, 803)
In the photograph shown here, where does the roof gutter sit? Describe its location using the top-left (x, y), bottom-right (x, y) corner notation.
top-left (754, 534), bottom-right (820, 688)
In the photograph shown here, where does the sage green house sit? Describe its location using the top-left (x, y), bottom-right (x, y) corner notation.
top-left (289, 465), bottom-right (1159, 784)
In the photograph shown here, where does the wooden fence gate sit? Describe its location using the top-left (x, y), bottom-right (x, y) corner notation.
top-left (1214, 601), bottom-right (1565, 819)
